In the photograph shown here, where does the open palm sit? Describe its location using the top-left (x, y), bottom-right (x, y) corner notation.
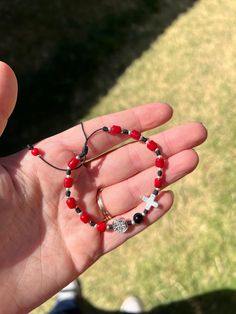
top-left (0, 62), bottom-right (207, 313)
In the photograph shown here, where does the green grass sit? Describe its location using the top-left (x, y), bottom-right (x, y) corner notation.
top-left (33, 0), bottom-right (236, 312)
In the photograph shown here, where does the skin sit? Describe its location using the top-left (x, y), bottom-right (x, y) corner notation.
top-left (0, 61), bottom-right (207, 313)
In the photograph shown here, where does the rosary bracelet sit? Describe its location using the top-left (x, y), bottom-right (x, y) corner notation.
top-left (28, 124), bottom-right (165, 234)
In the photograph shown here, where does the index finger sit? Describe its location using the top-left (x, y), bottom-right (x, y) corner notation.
top-left (58, 103), bottom-right (173, 158)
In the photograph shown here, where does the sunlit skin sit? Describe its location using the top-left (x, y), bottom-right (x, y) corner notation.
top-left (0, 62), bottom-right (207, 313)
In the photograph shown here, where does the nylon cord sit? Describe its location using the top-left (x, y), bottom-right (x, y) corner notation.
top-left (27, 122), bottom-right (104, 172)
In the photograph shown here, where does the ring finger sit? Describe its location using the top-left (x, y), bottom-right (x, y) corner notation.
top-left (96, 149), bottom-right (198, 219)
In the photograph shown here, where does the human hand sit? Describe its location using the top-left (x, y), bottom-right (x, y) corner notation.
top-left (0, 62), bottom-right (207, 313)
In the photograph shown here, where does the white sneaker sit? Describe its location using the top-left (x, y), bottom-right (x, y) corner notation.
top-left (57, 279), bottom-right (81, 302)
top-left (120, 296), bottom-right (144, 313)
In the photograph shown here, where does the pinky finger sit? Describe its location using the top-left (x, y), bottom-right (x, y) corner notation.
top-left (103, 191), bottom-right (174, 254)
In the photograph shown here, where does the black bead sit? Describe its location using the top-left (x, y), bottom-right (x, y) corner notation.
top-left (133, 213), bottom-right (144, 224)
top-left (103, 126), bottom-right (109, 132)
top-left (66, 169), bottom-right (72, 176)
top-left (122, 129), bottom-right (129, 134)
top-left (75, 207), bottom-right (82, 214)
top-left (143, 209), bottom-right (149, 214)
top-left (140, 136), bottom-right (148, 143)
top-left (155, 149), bottom-right (161, 156)
top-left (79, 145), bottom-right (88, 158)
top-left (153, 189), bottom-right (159, 195)
top-left (107, 224), bottom-right (113, 230)
top-left (157, 170), bottom-right (163, 177)
top-left (89, 221), bottom-right (96, 227)
top-left (66, 190), bottom-right (71, 197)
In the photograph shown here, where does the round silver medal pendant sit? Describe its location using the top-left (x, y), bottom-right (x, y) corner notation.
top-left (112, 218), bottom-right (128, 233)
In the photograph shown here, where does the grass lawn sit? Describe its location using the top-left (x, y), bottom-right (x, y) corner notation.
top-left (33, 0), bottom-right (236, 312)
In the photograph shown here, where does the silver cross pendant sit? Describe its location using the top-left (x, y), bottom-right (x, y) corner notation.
top-left (142, 194), bottom-right (158, 211)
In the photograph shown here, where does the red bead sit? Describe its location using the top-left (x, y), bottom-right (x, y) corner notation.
top-left (64, 177), bottom-right (74, 188)
top-left (80, 211), bottom-right (90, 224)
top-left (110, 125), bottom-right (122, 134)
top-left (155, 157), bottom-right (164, 168)
top-left (96, 222), bottom-right (107, 232)
top-left (66, 197), bottom-right (77, 209)
top-left (154, 178), bottom-right (163, 188)
top-left (31, 148), bottom-right (40, 156)
top-left (130, 130), bottom-right (141, 140)
top-left (68, 157), bottom-right (80, 169)
top-left (147, 140), bottom-right (158, 151)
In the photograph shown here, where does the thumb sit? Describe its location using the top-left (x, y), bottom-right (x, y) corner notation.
top-left (0, 62), bottom-right (18, 136)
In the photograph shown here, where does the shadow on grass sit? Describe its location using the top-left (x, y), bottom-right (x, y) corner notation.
top-left (78, 289), bottom-right (236, 314)
top-left (0, 0), bottom-right (198, 155)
